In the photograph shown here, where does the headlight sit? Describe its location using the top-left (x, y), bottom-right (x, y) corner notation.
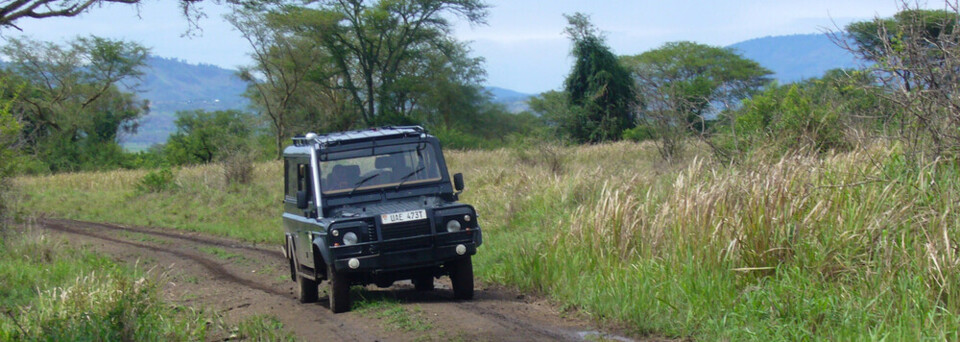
top-left (446, 219), bottom-right (462, 232)
top-left (343, 232), bottom-right (358, 245)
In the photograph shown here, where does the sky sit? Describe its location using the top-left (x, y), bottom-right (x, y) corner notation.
top-left (2, 0), bottom-right (904, 94)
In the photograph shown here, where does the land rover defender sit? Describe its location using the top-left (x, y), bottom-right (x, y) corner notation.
top-left (281, 126), bottom-right (482, 313)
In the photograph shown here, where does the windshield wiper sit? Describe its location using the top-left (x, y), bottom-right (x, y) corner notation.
top-left (349, 173), bottom-right (380, 195)
top-left (395, 166), bottom-right (425, 190)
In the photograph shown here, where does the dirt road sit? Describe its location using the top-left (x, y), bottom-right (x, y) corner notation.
top-left (36, 218), bottom-right (632, 341)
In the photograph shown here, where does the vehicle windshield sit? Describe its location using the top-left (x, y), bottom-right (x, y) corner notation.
top-left (319, 143), bottom-right (443, 195)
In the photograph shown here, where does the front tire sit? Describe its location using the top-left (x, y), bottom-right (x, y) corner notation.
top-left (449, 257), bottom-right (474, 300)
top-left (328, 266), bottom-right (352, 313)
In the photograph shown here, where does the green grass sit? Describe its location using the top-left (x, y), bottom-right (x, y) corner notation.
top-left (354, 296), bottom-right (432, 332)
top-left (14, 141), bottom-right (960, 340)
top-left (0, 226), bottom-right (298, 340)
top-left (0, 228), bottom-right (212, 340)
top-left (199, 246), bottom-right (244, 262)
top-left (234, 314), bottom-right (296, 341)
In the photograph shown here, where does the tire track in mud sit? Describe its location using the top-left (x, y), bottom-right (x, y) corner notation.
top-left (36, 218), bottom-right (634, 342)
top-left (42, 218), bottom-right (279, 258)
top-left (40, 219), bottom-right (284, 297)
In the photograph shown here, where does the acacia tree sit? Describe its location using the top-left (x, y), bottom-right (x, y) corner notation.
top-left (301, 0), bottom-right (488, 125)
top-left (560, 12), bottom-right (635, 143)
top-left (623, 41), bottom-right (771, 160)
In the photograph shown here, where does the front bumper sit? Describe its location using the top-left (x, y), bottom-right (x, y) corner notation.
top-left (330, 229), bottom-right (482, 273)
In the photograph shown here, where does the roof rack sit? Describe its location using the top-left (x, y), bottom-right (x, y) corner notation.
top-left (290, 126), bottom-right (427, 147)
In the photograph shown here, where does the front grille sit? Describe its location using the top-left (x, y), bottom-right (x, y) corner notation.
top-left (380, 220), bottom-right (432, 252)
top-left (381, 220), bottom-right (431, 239)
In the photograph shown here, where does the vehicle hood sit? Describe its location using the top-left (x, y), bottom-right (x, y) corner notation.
top-left (328, 196), bottom-right (448, 219)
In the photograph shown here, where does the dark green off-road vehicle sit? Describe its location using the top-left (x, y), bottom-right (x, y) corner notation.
top-left (281, 126), bottom-right (482, 313)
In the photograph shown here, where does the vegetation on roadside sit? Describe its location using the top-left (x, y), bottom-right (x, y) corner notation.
top-left (15, 140), bottom-right (960, 340)
top-left (0, 225), bottom-right (298, 340)
top-left (0, 228), bottom-right (209, 340)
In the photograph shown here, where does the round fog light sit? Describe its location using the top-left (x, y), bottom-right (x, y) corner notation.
top-left (456, 244), bottom-right (466, 255)
top-left (463, 214), bottom-right (471, 222)
top-left (331, 229), bottom-right (339, 237)
top-left (446, 220), bottom-right (462, 232)
top-left (348, 258), bottom-right (360, 269)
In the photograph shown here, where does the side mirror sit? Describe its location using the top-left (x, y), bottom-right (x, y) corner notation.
top-left (296, 190), bottom-right (309, 209)
top-left (453, 173), bottom-right (464, 192)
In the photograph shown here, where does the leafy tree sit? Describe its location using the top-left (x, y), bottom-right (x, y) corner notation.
top-left (623, 41), bottom-right (772, 133)
top-left (0, 80), bottom-right (21, 178)
top-left (560, 12), bottom-right (635, 143)
top-left (292, 0), bottom-right (489, 125)
top-left (164, 109), bottom-right (254, 165)
top-left (1, 36), bottom-right (149, 172)
top-left (623, 41), bottom-right (771, 160)
top-left (228, 7), bottom-right (333, 159)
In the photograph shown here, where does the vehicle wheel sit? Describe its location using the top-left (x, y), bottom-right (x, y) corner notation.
top-left (328, 266), bottom-right (352, 313)
top-left (296, 271), bottom-right (319, 303)
top-left (449, 256), bottom-right (474, 300)
top-left (413, 275), bottom-right (435, 291)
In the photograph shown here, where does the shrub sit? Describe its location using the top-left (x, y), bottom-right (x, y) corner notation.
top-left (222, 151), bottom-right (254, 186)
top-left (136, 168), bottom-right (176, 193)
top-left (622, 125), bottom-right (656, 142)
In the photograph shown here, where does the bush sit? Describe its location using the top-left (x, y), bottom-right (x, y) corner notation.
top-left (136, 168), bottom-right (176, 193)
top-left (222, 151), bottom-right (254, 186)
top-left (622, 125), bottom-right (656, 142)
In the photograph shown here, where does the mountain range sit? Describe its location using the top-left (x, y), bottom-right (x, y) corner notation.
top-left (121, 33), bottom-right (859, 149)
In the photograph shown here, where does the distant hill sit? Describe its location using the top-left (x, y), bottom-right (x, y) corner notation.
top-left (123, 57), bottom-right (250, 150)
top-left (727, 33), bottom-right (862, 83)
top-left (486, 86), bottom-right (532, 113)
top-left (139, 56), bottom-right (248, 111)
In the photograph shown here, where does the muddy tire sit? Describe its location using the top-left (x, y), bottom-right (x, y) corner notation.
top-left (413, 275), bottom-right (435, 291)
top-left (449, 256), bottom-right (474, 300)
top-left (328, 266), bottom-right (352, 313)
top-left (296, 271), bottom-right (319, 303)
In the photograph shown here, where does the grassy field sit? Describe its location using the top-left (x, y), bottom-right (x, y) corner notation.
top-left (14, 141), bottom-right (960, 340)
top-left (0, 225), bottom-right (293, 341)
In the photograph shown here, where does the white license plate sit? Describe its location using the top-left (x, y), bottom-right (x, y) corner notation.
top-left (381, 209), bottom-right (427, 225)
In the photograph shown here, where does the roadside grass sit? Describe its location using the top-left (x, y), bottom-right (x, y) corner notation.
top-left (234, 314), bottom-right (296, 342)
top-left (15, 141), bottom-right (960, 339)
top-left (199, 246), bottom-right (245, 263)
top-left (17, 162), bottom-right (281, 243)
top-left (0, 226), bottom-right (297, 340)
top-left (0, 227), bottom-right (211, 340)
top-left (353, 294), bottom-right (432, 332)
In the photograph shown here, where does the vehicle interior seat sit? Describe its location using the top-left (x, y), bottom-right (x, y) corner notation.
top-left (328, 164), bottom-right (360, 190)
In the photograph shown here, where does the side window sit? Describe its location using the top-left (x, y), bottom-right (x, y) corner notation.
top-left (297, 164), bottom-right (310, 196)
